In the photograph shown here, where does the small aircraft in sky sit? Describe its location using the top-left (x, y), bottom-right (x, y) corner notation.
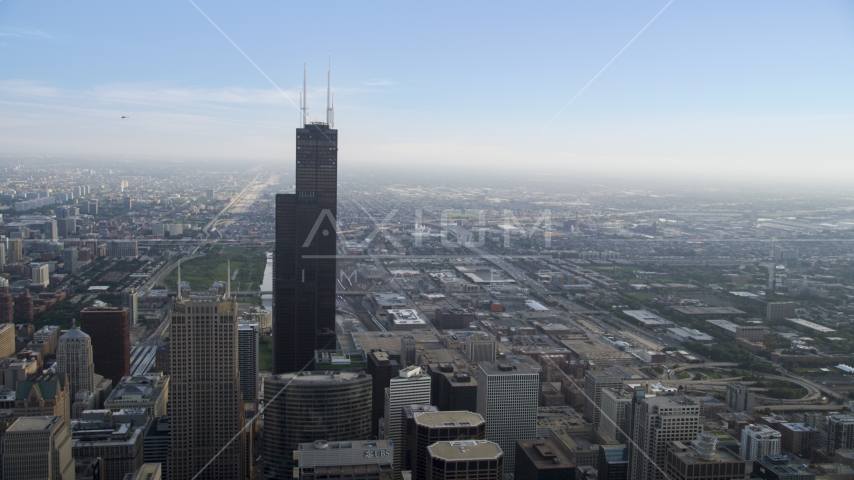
top-left (121, 116), bottom-right (129, 119)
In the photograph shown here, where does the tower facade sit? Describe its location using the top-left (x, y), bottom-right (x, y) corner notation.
top-left (628, 393), bottom-right (701, 480)
top-left (273, 65), bottom-right (338, 374)
top-left (56, 327), bottom-right (95, 397)
top-left (238, 322), bottom-right (259, 407)
top-left (168, 295), bottom-right (245, 480)
top-left (476, 361), bottom-right (539, 474)
top-left (262, 371), bottom-right (372, 479)
top-left (740, 424), bottom-right (781, 461)
top-left (79, 306), bottom-right (130, 387)
top-left (384, 366), bottom-right (432, 480)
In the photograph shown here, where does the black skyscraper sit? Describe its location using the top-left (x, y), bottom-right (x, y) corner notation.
top-left (273, 64), bottom-right (338, 374)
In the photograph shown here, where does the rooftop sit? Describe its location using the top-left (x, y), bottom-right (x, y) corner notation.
top-left (267, 371), bottom-right (370, 386)
top-left (8, 415), bottom-right (60, 432)
top-left (413, 411), bottom-right (485, 428)
top-left (427, 440), bottom-right (503, 461)
top-left (517, 438), bottom-right (573, 469)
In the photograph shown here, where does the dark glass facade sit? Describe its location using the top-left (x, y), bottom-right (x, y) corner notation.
top-left (79, 306), bottom-right (130, 387)
top-left (274, 122), bottom-right (338, 374)
top-left (262, 371), bottom-right (372, 480)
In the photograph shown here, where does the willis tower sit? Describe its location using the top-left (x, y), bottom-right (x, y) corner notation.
top-left (273, 63), bottom-right (337, 374)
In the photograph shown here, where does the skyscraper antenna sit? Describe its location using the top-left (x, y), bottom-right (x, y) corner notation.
top-left (177, 260), bottom-right (182, 300)
top-left (226, 260), bottom-right (231, 299)
top-left (327, 53), bottom-right (333, 127)
top-left (302, 63), bottom-right (307, 127)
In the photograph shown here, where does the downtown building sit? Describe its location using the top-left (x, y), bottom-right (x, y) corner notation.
top-left (273, 65), bottom-right (338, 374)
top-left (263, 371), bottom-right (372, 480)
top-left (80, 306), bottom-right (131, 387)
top-left (238, 321), bottom-right (259, 407)
top-left (295, 439), bottom-right (394, 480)
top-left (476, 360), bottom-right (539, 474)
top-left (740, 424), bottom-right (781, 461)
top-left (383, 366), bottom-right (432, 480)
top-left (2, 416), bottom-right (75, 480)
top-left (628, 392), bottom-right (702, 480)
top-left (55, 327), bottom-right (95, 400)
top-left (168, 294), bottom-right (245, 480)
top-left (408, 410), bottom-right (486, 480)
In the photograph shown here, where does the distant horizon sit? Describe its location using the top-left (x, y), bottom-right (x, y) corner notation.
top-left (2, 1), bottom-right (853, 185)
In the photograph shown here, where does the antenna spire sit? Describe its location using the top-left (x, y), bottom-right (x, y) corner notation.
top-left (226, 260), bottom-right (231, 299)
top-left (302, 63), bottom-right (307, 127)
top-left (327, 53), bottom-right (333, 127)
top-left (177, 260), bottom-right (182, 300)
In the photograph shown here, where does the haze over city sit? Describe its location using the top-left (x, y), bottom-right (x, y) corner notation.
top-left (2, 1), bottom-right (854, 183)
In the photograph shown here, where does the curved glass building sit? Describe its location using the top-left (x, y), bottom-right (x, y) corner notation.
top-left (262, 371), bottom-right (373, 479)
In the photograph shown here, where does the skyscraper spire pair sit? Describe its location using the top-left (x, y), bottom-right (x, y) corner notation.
top-left (176, 259), bottom-right (231, 299)
top-left (300, 55), bottom-right (334, 128)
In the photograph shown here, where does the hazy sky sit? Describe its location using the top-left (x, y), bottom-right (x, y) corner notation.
top-left (1, 1), bottom-right (853, 181)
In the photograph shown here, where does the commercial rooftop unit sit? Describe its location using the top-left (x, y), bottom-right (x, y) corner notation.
top-left (786, 318), bottom-right (836, 333)
top-left (622, 310), bottom-right (674, 327)
top-left (671, 306), bottom-right (746, 318)
top-left (455, 266), bottom-right (515, 284)
top-left (666, 327), bottom-right (715, 345)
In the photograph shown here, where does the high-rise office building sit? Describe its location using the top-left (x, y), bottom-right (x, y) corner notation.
top-left (599, 387), bottom-right (632, 443)
top-left (384, 366), bottom-right (432, 480)
top-left (43, 219), bottom-right (58, 241)
top-left (80, 306), bottom-right (130, 387)
top-left (476, 360), bottom-right (539, 474)
top-left (427, 363), bottom-right (478, 413)
top-left (168, 294), bottom-right (245, 480)
top-left (237, 322), bottom-right (259, 407)
top-left (273, 64), bottom-right (338, 374)
top-left (122, 288), bottom-right (138, 326)
top-left (741, 424), bottom-right (781, 461)
top-left (56, 327), bottom-right (95, 398)
top-left (8, 238), bottom-right (23, 263)
top-left (628, 392), bottom-right (701, 480)
top-left (426, 440), bottom-right (504, 480)
top-left (2, 416), bottom-right (75, 480)
top-left (367, 350), bottom-right (398, 438)
top-left (409, 410), bottom-right (486, 480)
top-left (262, 371), bottom-right (372, 479)
top-left (583, 370), bottom-right (623, 428)
top-left (825, 414), bottom-right (854, 456)
top-left (726, 382), bottom-right (755, 412)
top-left (0, 277), bottom-right (14, 324)
top-left (665, 434), bottom-right (747, 480)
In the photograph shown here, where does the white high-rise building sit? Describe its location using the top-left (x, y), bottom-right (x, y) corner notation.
top-left (628, 392), bottom-right (702, 480)
top-left (476, 359), bottom-right (539, 474)
top-left (384, 365), bottom-right (431, 480)
top-left (238, 322), bottom-right (259, 407)
top-left (122, 288), bottom-right (139, 326)
top-left (31, 263), bottom-right (50, 287)
top-left (599, 387), bottom-right (633, 443)
top-left (56, 327), bottom-right (95, 398)
top-left (740, 424), bottom-right (781, 461)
